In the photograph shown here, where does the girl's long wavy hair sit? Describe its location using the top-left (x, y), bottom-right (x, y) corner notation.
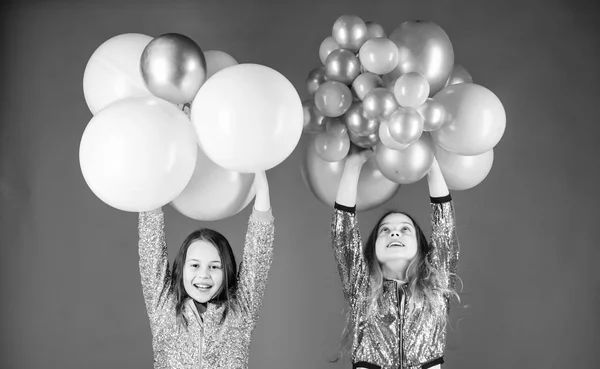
top-left (335, 211), bottom-right (459, 360)
top-left (163, 228), bottom-right (238, 327)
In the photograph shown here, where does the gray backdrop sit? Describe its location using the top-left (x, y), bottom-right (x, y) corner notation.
top-left (1, 0), bottom-right (598, 368)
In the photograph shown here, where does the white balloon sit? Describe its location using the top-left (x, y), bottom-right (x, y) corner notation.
top-left (79, 97), bottom-right (197, 212)
top-left (191, 64), bottom-right (303, 172)
top-left (204, 50), bottom-right (238, 80)
top-left (83, 33), bottom-right (153, 115)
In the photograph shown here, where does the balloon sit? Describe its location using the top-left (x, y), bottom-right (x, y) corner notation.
top-left (431, 83), bottom-right (506, 155)
top-left (379, 121), bottom-right (409, 151)
top-left (79, 97), bottom-right (197, 212)
top-left (306, 66), bottom-right (327, 96)
top-left (204, 50), bottom-right (238, 79)
top-left (366, 21), bottom-right (387, 39)
top-left (314, 128), bottom-right (351, 162)
top-left (362, 87), bottom-right (398, 120)
top-left (83, 33), bottom-right (153, 115)
top-left (393, 72), bottom-right (430, 108)
top-left (387, 107), bottom-right (424, 145)
top-left (171, 148), bottom-right (255, 221)
top-left (434, 145), bottom-right (494, 190)
top-left (445, 64), bottom-right (473, 86)
top-left (332, 15), bottom-right (368, 52)
top-left (352, 72), bottom-right (383, 100)
top-left (417, 98), bottom-right (447, 131)
top-left (191, 64), bottom-right (303, 172)
top-left (325, 117), bottom-right (348, 136)
top-left (358, 38), bottom-right (399, 75)
top-left (382, 71), bottom-right (400, 89)
top-left (314, 81), bottom-right (353, 117)
top-left (325, 49), bottom-right (361, 85)
top-left (302, 137), bottom-right (400, 211)
top-left (349, 130), bottom-right (379, 149)
top-left (141, 33), bottom-right (207, 104)
top-left (389, 21), bottom-right (454, 95)
top-left (319, 36), bottom-right (340, 65)
top-left (303, 99), bottom-right (327, 134)
top-left (375, 134), bottom-right (434, 184)
top-left (343, 101), bottom-right (379, 136)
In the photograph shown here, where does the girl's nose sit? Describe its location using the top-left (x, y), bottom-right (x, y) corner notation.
top-left (390, 231), bottom-right (400, 237)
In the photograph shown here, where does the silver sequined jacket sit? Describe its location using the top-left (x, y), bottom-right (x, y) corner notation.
top-left (138, 209), bottom-right (274, 369)
top-left (331, 196), bottom-right (459, 369)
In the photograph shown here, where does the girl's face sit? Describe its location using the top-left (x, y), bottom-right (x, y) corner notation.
top-left (375, 213), bottom-right (418, 268)
top-left (183, 240), bottom-right (224, 304)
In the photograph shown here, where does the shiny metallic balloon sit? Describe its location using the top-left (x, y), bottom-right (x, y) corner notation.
top-left (375, 134), bottom-right (434, 184)
top-left (349, 130), bottom-right (379, 149)
top-left (352, 72), bottom-right (383, 100)
top-left (306, 66), bottom-right (327, 96)
top-left (314, 128), bottom-right (350, 162)
top-left (393, 72), bottom-right (430, 108)
top-left (359, 38), bottom-right (399, 75)
top-left (302, 136), bottom-right (400, 211)
top-left (379, 121), bottom-right (409, 151)
top-left (366, 21), bottom-right (387, 39)
top-left (325, 49), bottom-right (361, 85)
top-left (303, 99), bottom-right (327, 134)
top-left (314, 81), bottom-right (353, 117)
top-left (417, 98), bottom-right (447, 131)
top-left (389, 21), bottom-right (454, 96)
top-left (343, 101), bottom-right (379, 136)
top-left (434, 145), bottom-right (494, 190)
top-left (332, 15), bottom-right (368, 52)
top-left (387, 107), bottom-right (424, 145)
top-left (324, 117), bottom-right (348, 136)
top-left (319, 36), bottom-right (340, 65)
top-left (445, 64), bottom-right (473, 86)
top-left (363, 87), bottom-right (398, 120)
top-left (140, 33), bottom-right (207, 104)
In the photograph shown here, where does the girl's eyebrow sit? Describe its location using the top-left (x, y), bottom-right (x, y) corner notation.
top-left (379, 222), bottom-right (414, 228)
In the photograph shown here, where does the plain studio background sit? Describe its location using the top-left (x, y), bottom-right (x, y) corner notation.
top-left (1, 0), bottom-right (598, 368)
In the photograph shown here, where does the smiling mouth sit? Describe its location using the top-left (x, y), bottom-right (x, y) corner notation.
top-left (387, 241), bottom-right (405, 248)
top-left (193, 283), bottom-right (213, 291)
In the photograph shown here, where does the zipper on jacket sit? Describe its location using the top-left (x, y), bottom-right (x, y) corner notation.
top-left (396, 282), bottom-right (406, 368)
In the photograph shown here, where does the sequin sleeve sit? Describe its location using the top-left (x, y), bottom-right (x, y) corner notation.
top-left (428, 195), bottom-right (459, 292)
top-left (138, 211), bottom-right (172, 324)
top-left (331, 204), bottom-right (370, 303)
top-left (235, 208), bottom-right (274, 322)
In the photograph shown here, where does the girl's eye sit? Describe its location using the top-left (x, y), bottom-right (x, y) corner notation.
top-left (380, 227), bottom-right (389, 233)
top-left (402, 226), bottom-right (411, 233)
top-left (191, 264), bottom-right (199, 268)
top-left (210, 265), bottom-right (222, 270)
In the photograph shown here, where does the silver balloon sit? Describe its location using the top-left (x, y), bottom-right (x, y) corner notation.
top-left (362, 87), bottom-right (398, 120)
top-left (332, 15), bottom-right (368, 52)
top-left (389, 21), bottom-right (454, 96)
top-left (375, 134), bottom-right (434, 184)
top-left (366, 21), bottom-right (387, 39)
top-left (379, 120), bottom-right (409, 151)
top-left (303, 99), bottom-right (327, 134)
top-left (314, 129), bottom-right (350, 162)
top-left (141, 33), bottom-right (207, 104)
top-left (349, 130), bottom-right (379, 149)
top-left (306, 66), bottom-right (327, 96)
top-left (325, 49), bottom-right (361, 85)
top-left (417, 98), bottom-right (447, 131)
top-left (319, 36), bottom-right (340, 65)
top-left (343, 101), bottom-right (379, 136)
top-left (324, 117), bottom-right (348, 137)
top-left (445, 64), bottom-right (473, 86)
top-left (352, 72), bottom-right (383, 100)
top-left (387, 107), bottom-right (424, 145)
top-left (313, 81), bottom-right (353, 117)
top-left (302, 136), bottom-right (400, 211)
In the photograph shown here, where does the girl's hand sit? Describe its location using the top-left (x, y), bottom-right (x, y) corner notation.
top-left (344, 146), bottom-right (374, 169)
top-left (427, 157), bottom-right (449, 197)
top-left (253, 171), bottom-right (271, 212)
top-left (147, 207), bottom-right (163, 214)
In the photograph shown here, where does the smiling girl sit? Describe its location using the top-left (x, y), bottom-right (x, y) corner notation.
top-left (332, 149), bottom-right (460, 369)
top-left (138, 171), bottom-right (274, 369)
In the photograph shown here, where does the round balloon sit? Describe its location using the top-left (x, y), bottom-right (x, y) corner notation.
top-left (379, 121), bottom-right (409, 151)
top-left (362, 87), bottom-right (398, 120)
top-left (375, 134), bottom-right (434, 184)
top-left (389, 21), bottom-right (454, 96)
top-left (445, 64), bottom-right (473, 86)
top-left (83, 33), bottom-right (153, 115)
top-left (417, 98), bottom-right (447, 131)
top-left (306, 66), bottom-right (327, 96)
top-left (393, 72), bottom-right (430, 108)
top-left (366, 21), bottom-right (387, 39)
top-left (434, 145), bottom-right (494, 190)
top-left (314, 81), bottom-right (353, 117)
top-left (79, 96), bottom-right (197, 212)
top-left (332, 15), bottom-right (368, 52)
top-left (359, 38), bottom-right (399, 75)
top-left (141, 33), bottom-right (207, 104)
top-left (431, 83), bottom-right (506, 155)
top-left (303, 99), bottom-right (327, 134)
top-left (171, 147), bottom-right (255, 221)
top-left (204, 50), bottom-right (238, 79)
top-left (314, 129), bottom-right (351, 162)
top-left (302, 137), bottom-right (400, 211)
top-left (191, 64), bottom-right (303, 172)
top-left (387, 107), bottom-right (424, 145)
top-left (352, 72), bottom-right (383, 100)
top-left (343, 101), bottom-right (379, 136)
top-left (325, 49), bottom-right (361, 85)
top-left (319, 36), bottom-right (340, 65)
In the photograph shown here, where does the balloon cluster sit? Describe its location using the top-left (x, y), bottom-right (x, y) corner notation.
top-left (302, 15), bottom-right (506, 209)
top-left (80, 33), bottom-right (303, 219)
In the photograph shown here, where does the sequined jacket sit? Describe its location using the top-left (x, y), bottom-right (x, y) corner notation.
top-left (331, 195), bottom-right (458, 369)
top-left (138, 209), bottom-right (274, 369)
